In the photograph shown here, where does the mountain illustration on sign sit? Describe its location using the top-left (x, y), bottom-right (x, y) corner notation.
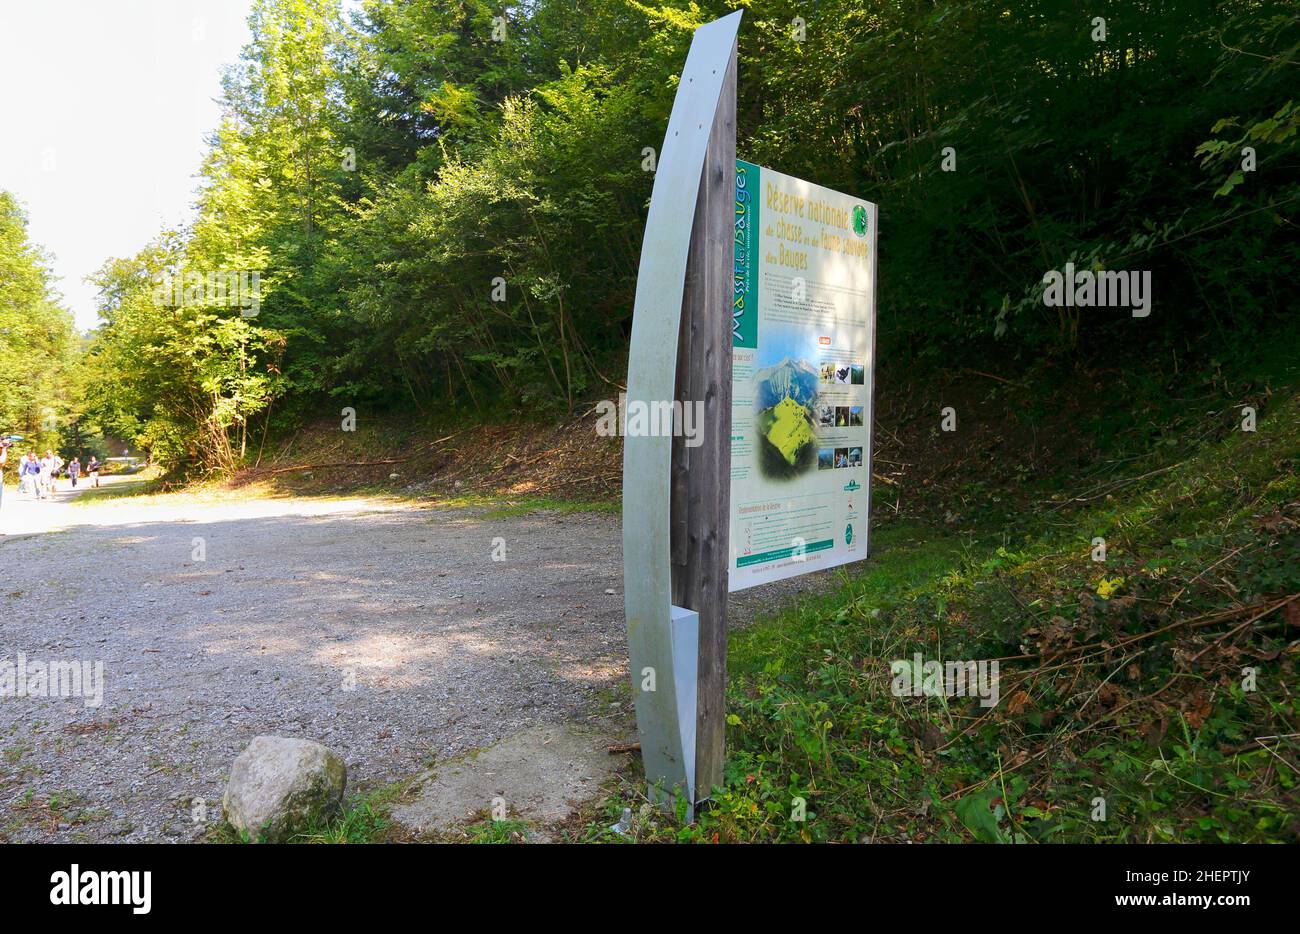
top-left (754, 356), bottom-right (819, 409)
top-left (753, 357), bottom-right (819, 479)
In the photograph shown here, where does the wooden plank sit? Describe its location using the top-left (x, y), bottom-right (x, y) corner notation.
top-left (671, 38), bottom-right (736, 802)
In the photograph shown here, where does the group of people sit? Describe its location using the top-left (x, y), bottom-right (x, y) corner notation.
top-left (10, 450), bottom-right (100, 500)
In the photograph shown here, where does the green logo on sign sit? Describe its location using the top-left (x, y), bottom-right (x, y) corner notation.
top-left (852, 205), bottom-right (868, 237)
top-left (845, 524), bottom-right (854, 545)
top-left (843, 479), bottom-right (861, 492)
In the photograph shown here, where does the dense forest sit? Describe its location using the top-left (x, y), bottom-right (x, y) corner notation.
top-left (3, 0), bottom-right (1296, 472)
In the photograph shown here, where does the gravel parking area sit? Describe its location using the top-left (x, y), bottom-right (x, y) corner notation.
top-left (0, 481), bottom-right (830, 841)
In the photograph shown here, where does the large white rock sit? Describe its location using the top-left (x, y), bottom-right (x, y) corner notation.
top-left (223, 736), bottom-right (346, 843)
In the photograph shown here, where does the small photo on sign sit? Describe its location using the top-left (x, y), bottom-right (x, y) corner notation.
top-left (848, 447), bottom-right (863, 467)
top-left (835, 406), bottom-right (850, 427)
top-left (851, 364), bottom-right (865, 385)
top-left (818, 448), bottom-right (835, 470)
top-left (817, 404), bottom-right (835, 427)
top-left (819, 363), bottom-right (836, 383)
top-left (850, 406), bottom-right (864, 427)
top-left (834, 364), bottom-right (852, 385)
top-left (834, 447), bottom-right (849, 468)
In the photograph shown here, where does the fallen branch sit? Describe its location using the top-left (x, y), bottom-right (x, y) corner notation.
top-left (967, 368), bottom-right (1013, 385)
top-left (548, 472), bottom-right (620, 488)
top-left (1164, 545), bottom-right (1248, 608)
top-left (1047, 462), bottom-right (1184, 512)
top-left (257, 457), bottom-right (411, 475)
top-left (1188, 593), bottom-right (1299, 663)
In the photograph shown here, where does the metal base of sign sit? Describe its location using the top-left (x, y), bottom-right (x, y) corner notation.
top-left (631, 606), bottom-right (696, 822)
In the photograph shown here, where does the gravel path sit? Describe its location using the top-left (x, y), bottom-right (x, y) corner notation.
top-left (0, 479), bottom-right (831, 842)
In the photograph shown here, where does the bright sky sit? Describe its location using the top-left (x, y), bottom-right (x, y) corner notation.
top-left (0, 0), bottom-right (257, 331)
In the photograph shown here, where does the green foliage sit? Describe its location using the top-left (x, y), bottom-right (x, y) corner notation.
top-left (737, 0), bottom-right (1297, 356)
top-left (82, 235), bottom-right (283, 473)
top-left (68, 0), bottom-right (1295, 468)
top-left (0, 191), bottom-right (76, 453)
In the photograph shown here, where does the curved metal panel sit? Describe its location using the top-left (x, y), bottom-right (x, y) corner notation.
top-left (623, 11), bottom-right (741, 808)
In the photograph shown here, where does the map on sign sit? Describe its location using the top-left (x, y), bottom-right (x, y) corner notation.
top-left (728, 159), bottom-right (877, 591)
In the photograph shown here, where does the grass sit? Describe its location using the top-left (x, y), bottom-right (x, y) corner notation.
top-left (287, 789), bottom-right (396, 844)
top-left (66, 470), bottom-right (166, 503)
top-left (61, 466), bottom-right (617, 519)
top-left (276, 486), bottom-right (618, 517)
top-left (210, 783), bottom-right (405, 844)
top-left (459, 817), bottom-right (533, 843)
top-left (330, 483), bottom-right (617, 516)
top-left (585, 380), bottom-right (1300, 843)
top-left (477, 495), bottom-right (618, 518)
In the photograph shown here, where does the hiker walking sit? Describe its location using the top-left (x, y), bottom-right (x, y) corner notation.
top-left (39, 450), bottom-right (59, 498)
top-left (68, 457), bottom-right (81, 489)
top-left (87, 456), bottom-right (100, 488)
top-left (21, 452), bottom-right (41, 497)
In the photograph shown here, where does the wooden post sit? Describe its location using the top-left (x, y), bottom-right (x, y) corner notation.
top-left (671, 38), bottom-right (736, 802)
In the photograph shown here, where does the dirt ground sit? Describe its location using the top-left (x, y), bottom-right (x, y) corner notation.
top-left (0, 476), bottom-right (829, 842)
